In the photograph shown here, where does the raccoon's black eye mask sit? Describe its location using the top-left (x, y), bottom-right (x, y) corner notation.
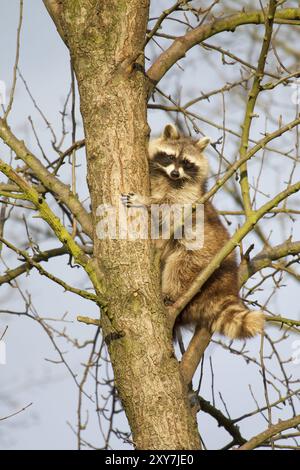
top-left (182, 158), bottom-right (194, 170)
top-left (153, 151), bottom-right (176, 166)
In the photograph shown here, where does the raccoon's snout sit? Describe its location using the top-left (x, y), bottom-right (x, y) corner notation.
top-left (170, 169), bottom-right (180, 179)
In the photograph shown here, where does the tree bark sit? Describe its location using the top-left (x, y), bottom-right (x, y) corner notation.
top-left (43, 0), bottom-right (201, 449)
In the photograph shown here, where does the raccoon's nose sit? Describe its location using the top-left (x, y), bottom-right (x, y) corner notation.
top-left (170, 170), bottom-right (180, 179)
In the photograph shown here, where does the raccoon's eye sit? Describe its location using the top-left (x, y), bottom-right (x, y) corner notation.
top-left (183, 159), bottom-right (194, 170)
top-left (154, 152), bottom-right (176, 166)
top-left (162, 153), bottom-right (175, 162)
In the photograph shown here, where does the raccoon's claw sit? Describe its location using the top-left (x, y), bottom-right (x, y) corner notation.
top-left (121, 193), bottom-right (136, 207)
top-left (163, 295), bottom-right (175, 306)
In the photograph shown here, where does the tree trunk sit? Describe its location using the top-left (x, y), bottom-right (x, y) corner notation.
top-left (43, 0), bottom-right (201, 449)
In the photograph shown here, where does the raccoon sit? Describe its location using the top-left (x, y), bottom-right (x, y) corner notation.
top-left (122, 124), bottom-right (264, 339)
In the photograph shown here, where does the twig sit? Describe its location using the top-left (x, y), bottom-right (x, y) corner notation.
top-left (0, 402), bottom-right (32, 422)
top-left (4, 0), bottom-right (23, 119)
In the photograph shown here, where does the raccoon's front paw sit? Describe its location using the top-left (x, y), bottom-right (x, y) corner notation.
top-left (163, 295), bottom-right (175, 306)
top-left (121, 193), bottom-right (143, 208)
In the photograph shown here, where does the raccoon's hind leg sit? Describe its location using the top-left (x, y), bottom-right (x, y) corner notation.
top-left (161, 248), bottom-right (187, 307)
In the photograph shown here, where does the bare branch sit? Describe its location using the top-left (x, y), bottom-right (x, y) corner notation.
top-left (240, 240), bottom-right (300, 285)
top-left (0, 402), bottom-right (32, 422)
top-left (0, 158), bottom-right (105, 301)
top-left (147, 8), bottom-right (300, 85)
top-left (238, 414), bottom-right (300, 450)
top-left (198, 396), bottom-right (247, 448)
top-left (0, 119), bottom-right (92, 238)
top-left (0, 237), bottom-right (97, 301)
top-left (238, 0), bottom-right (277, 216)
top-left (180, 327), bottom-right (211, 385)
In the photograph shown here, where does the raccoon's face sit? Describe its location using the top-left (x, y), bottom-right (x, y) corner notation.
top-left (150, 150), bottom-right (199, 182)
top-left (148, 124), bottom-right (210, 187)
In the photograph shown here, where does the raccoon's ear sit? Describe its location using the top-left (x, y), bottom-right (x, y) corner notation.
top-left (162, 124), bottom-right (180, 140)
top-left (196, 136), bottom-right (210, 152)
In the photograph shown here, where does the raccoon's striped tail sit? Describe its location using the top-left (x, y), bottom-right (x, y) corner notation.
top-left (210, 296), bottom-right (265, 339)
